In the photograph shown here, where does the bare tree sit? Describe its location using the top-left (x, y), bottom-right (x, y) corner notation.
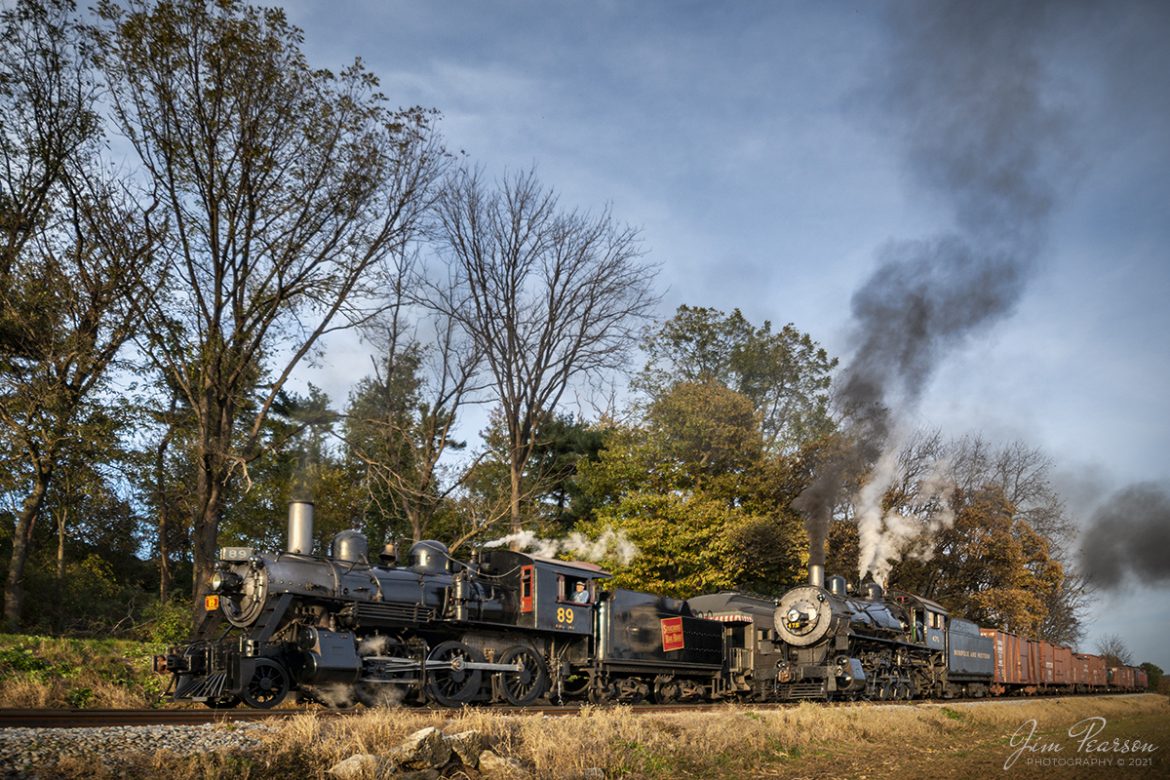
top-left (344, 257), bottom-right (486, 545)
top-left (990, 440), bottom-right (1074, 551)
top-left (1037, 572), bottom-right (1093, 649)
top-left (1095, 634), bottom-right (1133, 667)
top-left (93, 0), bottom-right (444, 617)
top-left (0, 0), bottom-right (94, 297)
top-left (948, 435), bottom-right (1071, 547)
top-left (0, 0), bottom-right (156, 627)
top-left (425, 167), bottom-right (658, 541)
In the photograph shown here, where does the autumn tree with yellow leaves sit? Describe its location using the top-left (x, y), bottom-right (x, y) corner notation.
top-left (888, 485), bottom-right (1064, 638)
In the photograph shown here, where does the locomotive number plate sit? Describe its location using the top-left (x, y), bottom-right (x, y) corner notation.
top-left (219, 546), bottom-right (254, 561)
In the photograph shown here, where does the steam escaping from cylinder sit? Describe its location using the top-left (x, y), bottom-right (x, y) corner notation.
top-left (795, 0), bottom-right (1074, 580)
top-left (288, 500), bottom-right (314, 555)
top-left (357, 635), bottom-right (397, 656)
top-left (308, 681), bottom-right (404, 709)
top-left (482, 528), bottom-right (638, 566)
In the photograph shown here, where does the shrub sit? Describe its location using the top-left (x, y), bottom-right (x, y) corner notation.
top-left (136, 600), bottom-right (192, 645)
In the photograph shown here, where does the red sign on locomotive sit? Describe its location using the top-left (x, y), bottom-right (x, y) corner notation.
top-left (661, 616), bottom-right (685, 652)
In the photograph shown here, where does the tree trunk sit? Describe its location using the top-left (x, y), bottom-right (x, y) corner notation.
top-left (56, 506), bottom-right (67, 581)
top-left (155, 420), bottom-right (174, 602)
top-left (189, 390), bottom-right (234, 626)
top-left (508, 447), bottom-right (523, 550)
top-left (3, 475), bottom-right (49, 628)
top-left (191, 455), bottom-right (224, 626)
top-left (408, 505), bottom-right (422, 544)
top-left (158, 503), bottom-right (171, 603)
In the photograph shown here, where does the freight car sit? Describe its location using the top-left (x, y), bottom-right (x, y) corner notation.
top-left (977, 630), bottom-right (1147, 695)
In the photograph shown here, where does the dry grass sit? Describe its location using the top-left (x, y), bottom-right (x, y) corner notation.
top-left (929, 692), bottom-right (1165, 728)
top-left (7, 633), bottom-right (1165, 777)
top-left (0, 634), bottom-right (167, 708)
top-left (51, 693), bottom-right (1163, 780)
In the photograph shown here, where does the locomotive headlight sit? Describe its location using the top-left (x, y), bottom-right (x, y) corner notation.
top-left (781, 600), bottom-right (823, 637)
top-left (787, 605), bottom-right (816, 627)
top-left (210, 570), bottom-right (243, 593)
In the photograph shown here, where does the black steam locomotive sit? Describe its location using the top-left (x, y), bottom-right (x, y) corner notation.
top-left (755, 565), bottom-right (993, 700)
top-left (155, 501), bottom-right (1146, 708)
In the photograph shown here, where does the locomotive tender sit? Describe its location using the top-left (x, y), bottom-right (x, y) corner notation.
top-left (155, 501), bottom-right (1147, 708)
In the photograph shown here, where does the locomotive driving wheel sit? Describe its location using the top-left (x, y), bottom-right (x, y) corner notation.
top-left (240, 659), bottom-right (290, 709)
top-left (425, 641), bottom-right (485, 706)
top-left (497, 646), bottom-right (549, 706)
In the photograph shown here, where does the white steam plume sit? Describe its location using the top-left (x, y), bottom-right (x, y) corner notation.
top-left (857, 450), bottom-right (956, 587)
top-left (351, 635), bottom-right (407, 707)
top-left (856, 445), bottom-right (904, 583)
top-left (482, 528), bottom-right (638, 566)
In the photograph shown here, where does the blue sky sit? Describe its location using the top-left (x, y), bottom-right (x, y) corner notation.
top-left (278, 0), bottom-right (1170, 669)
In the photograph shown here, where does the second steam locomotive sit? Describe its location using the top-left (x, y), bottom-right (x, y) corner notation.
top-left (156, 501), bottom-right (1147, 708)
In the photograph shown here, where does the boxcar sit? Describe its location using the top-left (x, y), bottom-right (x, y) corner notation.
top-left (980, 629), bottom-right (1033, 693)
top-left (1073, 653), bottom-right (1107, 691)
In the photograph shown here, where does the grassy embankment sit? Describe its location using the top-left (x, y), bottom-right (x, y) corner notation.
top-left (0, 633), bottom-right (167, 708)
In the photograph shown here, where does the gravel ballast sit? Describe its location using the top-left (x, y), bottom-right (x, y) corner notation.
top-left (0, 722), bottom-right (272, 778)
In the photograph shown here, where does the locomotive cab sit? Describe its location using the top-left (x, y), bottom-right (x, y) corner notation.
top-left (480, 549), bottom-right (608, 635)
top-left (888, 591), bottom-right (946, 650)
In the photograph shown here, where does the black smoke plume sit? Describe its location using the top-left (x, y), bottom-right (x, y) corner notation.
top-left (1079, 484), bottom-right (1170, 590)
top-left (795, 1), bottom-right (1072, 567)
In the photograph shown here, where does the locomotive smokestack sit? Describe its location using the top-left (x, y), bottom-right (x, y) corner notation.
top-left (809, 563), bottom-right (825, 589)
top-left (288, 500), bottom-right (314, 555)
